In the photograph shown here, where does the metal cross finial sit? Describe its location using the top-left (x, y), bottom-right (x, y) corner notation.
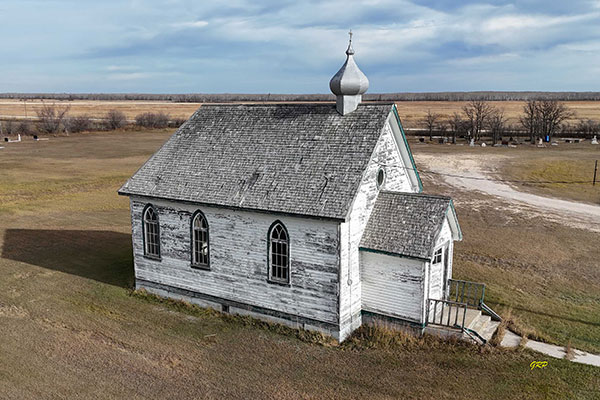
top-left (345, 29), bottom-right (355, 55)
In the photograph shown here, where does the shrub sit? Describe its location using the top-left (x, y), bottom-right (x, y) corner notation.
top-left (65, 115), bottom-right (93, 133)
top-left (135, 112), bottom-right (170, 128)
top-left (106, 110), bottom-right (127, 130)
top-left (169, 117), bottom-right (187, 128)
top-left (36, 103), bottom-right (70, 134)
top-left (2, 119), bottom-right (16, 135)
top-left (16, 121), bottom-right (34, 135)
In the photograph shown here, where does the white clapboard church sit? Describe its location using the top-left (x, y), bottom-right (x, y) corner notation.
top-left (119, 35), bottom-right (500, 343)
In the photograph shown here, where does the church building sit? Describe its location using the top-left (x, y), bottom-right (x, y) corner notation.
top-left (119, 35), bottom-right (498, 342)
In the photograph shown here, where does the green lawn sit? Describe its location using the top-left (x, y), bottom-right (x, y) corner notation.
top-left (0, 131), bottom-right (598, 399)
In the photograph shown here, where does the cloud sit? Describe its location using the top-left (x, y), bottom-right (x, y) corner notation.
top-left (107, 72), bottom-right (152, 81)
top-left (170, 20), bottom-right (209, 29)
top-left (106, 65), bottom-right (140, 71)
top-left (0, 0), bottom-right (599, 92)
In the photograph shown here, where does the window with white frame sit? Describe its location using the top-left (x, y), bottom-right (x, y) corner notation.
top-left (432, 247), bottom-right (443, 264)
top-left (191, 211), bottom-right (209, 268)
top-left (268, 222), bottom-right (289, 284)
top-left (143, 205), bottom-right (160, 258)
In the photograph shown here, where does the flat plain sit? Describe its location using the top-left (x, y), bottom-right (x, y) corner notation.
top-left (2, 99), bottom-right (600, 128)
top-left (0, 129), bottom-right (599, 399)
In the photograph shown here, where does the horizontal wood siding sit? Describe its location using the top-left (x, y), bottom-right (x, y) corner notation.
top-left (339, 118), bottom-right (417, 339)
top-left (130, 197), bottom-right (340, 325)
top-left (360, 251), bottom-right (424, 322)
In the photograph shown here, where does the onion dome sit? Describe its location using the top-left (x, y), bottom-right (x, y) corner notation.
top-left (329, 32), bottom-right (369, 97)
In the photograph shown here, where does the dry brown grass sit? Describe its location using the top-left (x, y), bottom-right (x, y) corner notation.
top-left (0, 99), bottom-right (202, 121)
top-left (2, 99), bottom-right (600, 129)
top-left (1, 130), bottom-right (599, 399)
top-left (565, 341), bottom-right (576, 361)
top-left (413, 143), bottom-right (600, 354)
top-left (394, 100), bottom-right (600, 128)
top-left (499, 149), bottom-right (600, 204)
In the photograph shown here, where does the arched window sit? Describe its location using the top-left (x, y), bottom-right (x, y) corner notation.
top-left (377, 167), bottom-right (386, 188)
top-left (268, 221), bottom-right (289, 284)
top-left (191, 211), bottom-right (209, 269)
top-left (143, 205), bottom-right (160, 258)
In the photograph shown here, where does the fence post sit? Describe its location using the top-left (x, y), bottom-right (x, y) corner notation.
top-left (594, 160), bottom-right (598, 186)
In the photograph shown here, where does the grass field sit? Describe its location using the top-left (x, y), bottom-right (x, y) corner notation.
top-left (2, 99), bottom-right (599, 128)
top-left (1, 130), bottom-right (599, 399)
top-left (409, 139), bottom-right (600, 204)
top-left (500, 148), bottom-right (600, 204)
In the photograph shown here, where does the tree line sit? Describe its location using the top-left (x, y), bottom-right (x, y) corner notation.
top-left (420, 100), bottom-right (594, 144)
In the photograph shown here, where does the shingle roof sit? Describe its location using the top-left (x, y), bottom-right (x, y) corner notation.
top-left (360, 191), bottom-right (455, 259)
top-left (119, 103), bottom-right (394, 220)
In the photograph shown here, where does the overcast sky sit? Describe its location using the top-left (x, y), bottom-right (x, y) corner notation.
top-left (1, 0), bottom-right (599, 93)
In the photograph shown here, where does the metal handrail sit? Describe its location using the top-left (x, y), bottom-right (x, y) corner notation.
top-left (481, 302), bottom-right (502, 321)
top-left (447, 279), bottom-right (485, 309)
top-left (462, 327), bottom-right (487, 345)
top-left (426, 298), bottom-right (492, 346)
top-left (426, 299), bottom-right (468, 330)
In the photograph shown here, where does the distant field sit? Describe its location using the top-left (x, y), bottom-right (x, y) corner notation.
top-left (396, 100), bottom-right (600, 129)
top-left (0, 99), bottom-right (202, 122)
top-left (1, 99), bottom-right (600, 128)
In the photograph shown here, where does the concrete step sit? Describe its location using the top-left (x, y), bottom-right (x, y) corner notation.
top-left (431, 305), bottom-right (480, 328)
top-left (465, 310), bottom-right (490, 332)
top-left (463, 308), bottom-right (481, 329)
top-left (469, 314), bottom-right (491, 333)
top-left (480, 320), bottom-right (501, 342)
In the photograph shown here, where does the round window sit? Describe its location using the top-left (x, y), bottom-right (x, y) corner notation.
top-left (377, 168), bottom-right (385, 188)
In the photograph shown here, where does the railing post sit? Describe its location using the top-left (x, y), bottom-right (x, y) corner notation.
top-left (455, 280), bottom-right (459, 302)
top-left (461, 303), bottom-right (467, 330)
top-left (480, 285), bottom-right (486, 309)
top-left (466, 282), bottom-right (472, 306)
top-left (454, 302), bottom-right (459, 326)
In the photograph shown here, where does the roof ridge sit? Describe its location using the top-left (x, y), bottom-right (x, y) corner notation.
top-left (378, 190), bottom-right (452, 201)
top-left (198, 103), bottom-right (394, 108)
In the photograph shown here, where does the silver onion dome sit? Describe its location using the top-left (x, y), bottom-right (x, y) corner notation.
top-left (329, 33), bottom-right (369, 97)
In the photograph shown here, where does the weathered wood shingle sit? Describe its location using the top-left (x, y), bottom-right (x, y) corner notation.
top-left (119, 103), bottom-right (394, 220)
top-left (360, 191), bottom-right (453, 259)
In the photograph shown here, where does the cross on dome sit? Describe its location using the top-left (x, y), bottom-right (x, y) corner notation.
top-left (329, 30), bottom-right (369, 115)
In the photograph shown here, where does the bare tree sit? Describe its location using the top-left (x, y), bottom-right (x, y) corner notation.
top-left (536, 100), bottom-right (575, 140)
top-left (520, 100), bottom-right (574, 142)
top-left (576, 119), bottom-right (600, 138)
top-left (36, 103), bottom-right (70, 134)
top-left (519, 100), bottom-right (539, 143)
top-left (463, 100), bottom-right (495, 141)
top-left (424, 109), bottom-right (440, 141)
top-left (487, 108), bottom-right (507, 145)
top-left (106, 110), bottom-right (127, 130)
top-left (447, 112), bottom-right (465, 144)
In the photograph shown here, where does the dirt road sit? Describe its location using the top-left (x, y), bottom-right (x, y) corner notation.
top-left (415, 152), bottom-right (600, 232)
